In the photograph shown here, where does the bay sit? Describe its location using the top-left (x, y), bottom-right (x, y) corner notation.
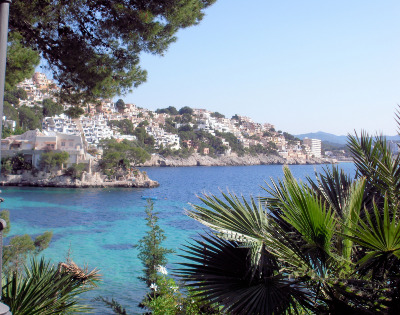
top-left (1, 163), bottom-right (355, 314)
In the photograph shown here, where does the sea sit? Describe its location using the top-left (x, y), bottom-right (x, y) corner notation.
top-left (1, 163), bottom-right (356, 314)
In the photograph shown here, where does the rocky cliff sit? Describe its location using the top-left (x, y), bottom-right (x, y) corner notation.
top-left (0, 170), bottom-right (159, 188)
top-left (140, 153), bottom-right (332, 167)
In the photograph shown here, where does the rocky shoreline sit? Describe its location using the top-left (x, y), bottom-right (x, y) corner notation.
top-left (0, 170), bottom-right (159, 188)
top-left (140, 153), bottom-right (333, 167)
top-left (0, 154), bottom-right (334, 188)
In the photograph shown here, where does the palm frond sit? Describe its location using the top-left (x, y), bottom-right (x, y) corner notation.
top-left (343, 196), bottom-right (400, 278)
top-left (2, 256), bottom-right (101, 315)
top-left (322, 278), bottom-right (389, 314)
top-left (395, 105), bottom-right (400, 135)
top-left (187, 192), bottom-right (268, 267)
top-left (347, 131), bottom-right (400, 209)
top-left (307, 166), bottom-right (354, 217)
top-left (341, 178), bottom-right (366, 262)
top-left (264, 167), bottom-right (336, 258)
top-left (178, 234), bottom-right (314, 315)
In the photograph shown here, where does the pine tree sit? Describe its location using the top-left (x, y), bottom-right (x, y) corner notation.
top-left (8, 0), bottom-right (217, 103)
top-left (136, 200), bottom-right (174, 286)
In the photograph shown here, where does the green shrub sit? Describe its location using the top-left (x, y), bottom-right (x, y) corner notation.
top-left (39, 151), bottom-right (69, 171)
top-left (1, 158), bottom-right (12, 175)
top-left (65, 163), bottom-right (87, 180)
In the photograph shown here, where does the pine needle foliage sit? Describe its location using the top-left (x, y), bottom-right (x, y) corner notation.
top-left (135, 200), bottom-right (175, 286)
top-left (94, 297), bottom-right (128, 315)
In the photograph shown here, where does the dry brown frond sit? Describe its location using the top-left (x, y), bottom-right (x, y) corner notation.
top-left (58, 260), bottom-right (101, 285)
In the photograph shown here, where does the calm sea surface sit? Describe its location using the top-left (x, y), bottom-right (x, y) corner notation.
top-left (1, 163), bottom-right (355, 314)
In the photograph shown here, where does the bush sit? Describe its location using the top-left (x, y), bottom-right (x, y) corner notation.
top-left (65, 163), bottom-right (87, 180)
top-left (1, 158), bottom-right (12, 175)
top-left (39, 151), bottom-right (69, 171)
top-left (11, 153), bottom-right (32, 172)
top-left (1, 154), bottom-right (32, 175)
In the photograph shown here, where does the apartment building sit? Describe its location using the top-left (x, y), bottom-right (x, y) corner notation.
top-left (42, 114), bottom-right (80, 135)
top-left (302, 138), bottom-right (322, 158)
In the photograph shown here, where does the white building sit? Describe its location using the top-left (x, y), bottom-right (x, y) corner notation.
top-left (80, 115), bottom-right (115, 145)
top-left (1, 130), bottom-right (87, 168)
top-left (42, 114), bottom-right (80, 135)
top-left (303, 138), bottom-right (322, 158)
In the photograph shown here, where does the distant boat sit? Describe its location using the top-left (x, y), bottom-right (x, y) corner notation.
top-left (141, 196), bottom-right (158, 200)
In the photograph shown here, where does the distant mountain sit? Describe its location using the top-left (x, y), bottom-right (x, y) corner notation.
top-left (295, 132), bottom-right (348, 145)
top-left (295, 131), bottom-right (400, 145)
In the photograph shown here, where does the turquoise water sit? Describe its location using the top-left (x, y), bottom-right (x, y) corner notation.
top-left (1, 163), bottom-right (355, 314)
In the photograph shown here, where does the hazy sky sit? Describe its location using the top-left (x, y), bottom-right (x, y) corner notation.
top-left (117, 0), bottom-right (400, 136)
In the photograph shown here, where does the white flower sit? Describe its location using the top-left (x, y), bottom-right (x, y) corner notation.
top-left (156, 265), bottom-right (168, 275)
top-left (150, 283), bottom-right (158, 291)
top-left (170, 286), bottom-right (179, 292)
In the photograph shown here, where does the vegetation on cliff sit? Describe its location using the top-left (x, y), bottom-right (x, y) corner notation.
top-left (0, 144), bottom-right (156, 186)
top-left (98, 139), bottom-right (150, 178)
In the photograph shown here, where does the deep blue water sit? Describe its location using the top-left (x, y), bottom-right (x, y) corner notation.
top-left (1, 163), bottom-right (355, 314)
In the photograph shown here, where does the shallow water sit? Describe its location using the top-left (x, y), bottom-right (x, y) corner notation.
top-left (2, 163), bottom-right (355, 314)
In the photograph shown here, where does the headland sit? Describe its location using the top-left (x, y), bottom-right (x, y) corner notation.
top-left (0, 169), bottom-right (159, 188)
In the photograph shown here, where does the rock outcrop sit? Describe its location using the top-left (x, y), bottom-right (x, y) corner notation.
top-left (140, 153), bottom-right (332, 167)
top-left (0, 170), bottom-right (159, 188)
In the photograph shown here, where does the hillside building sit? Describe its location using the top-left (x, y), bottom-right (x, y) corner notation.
top-left (1, 130), bottom-right (87, 168)
top-left (303, 138), bottom-right (322, 158)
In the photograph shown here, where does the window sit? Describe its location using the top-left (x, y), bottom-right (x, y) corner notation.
top-left (61, 142), bottom-right (65, 146)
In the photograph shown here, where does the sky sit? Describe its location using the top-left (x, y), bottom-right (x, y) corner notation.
top-left (117, 0), bottom-right (400, 136)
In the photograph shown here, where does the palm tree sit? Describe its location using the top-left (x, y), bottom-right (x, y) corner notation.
top-left (178, 124), bottom-right (400, 314)
top-left (2, 256), bottom-right (101, 315)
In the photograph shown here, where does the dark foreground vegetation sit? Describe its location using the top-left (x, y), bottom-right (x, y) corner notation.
top-left (178, 122), bottom-right (400, 313)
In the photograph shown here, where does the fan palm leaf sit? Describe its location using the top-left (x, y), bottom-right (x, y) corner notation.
top-left (187, 192), bottom-right (268, 267)
top-left (343, 196), bottom-right (400, 277)
top-left (179, 234), bottom-right (315, 315)
top-left (348, 131), bottom-right (400, 210)
top-left (263, 167), bottom-right (336, 260)
top-left (307, 166), bottom-right (354, 217)
top-left (262, 168), bottom-right (372, 310)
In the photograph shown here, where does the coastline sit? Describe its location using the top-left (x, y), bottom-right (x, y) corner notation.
top-left (0, 153), bottom-right (338, 188)
top-left (0, 170), bottom-right (159, 189)
top-left (140, 153), bottom-right (334, 167)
